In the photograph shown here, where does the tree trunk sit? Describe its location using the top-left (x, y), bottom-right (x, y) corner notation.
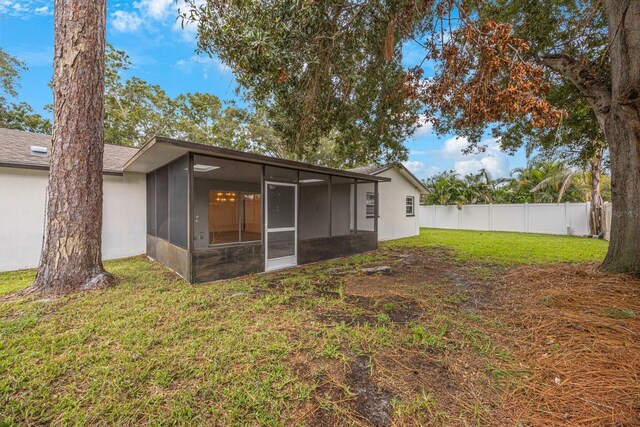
top-left (30, 0), bottom-right (113, 294)
top-left (600, 0), bottom-right (640, 277)
top-left (588, 146), bottom-right (605, 236)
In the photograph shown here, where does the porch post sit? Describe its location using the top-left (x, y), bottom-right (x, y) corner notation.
top-left (354, 179), bottom-right (358, 234)
top-left (374, 181), bottom-right (378, 234)
top-left (187, 153), bottom-right (194, 281)
top-left (328, 175), bottom-right (333, 236)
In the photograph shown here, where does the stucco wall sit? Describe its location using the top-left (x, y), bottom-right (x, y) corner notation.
top-left (0, 167), bottom-right (146, 272)
top-left (376, 168), bottom-right (421, 241)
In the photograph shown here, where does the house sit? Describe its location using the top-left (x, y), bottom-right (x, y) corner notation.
top-left (349, 164), bottom-right (429, 241)
top-left (0, 128), bottom-right (389, 282)
top-left (0, 128), bottom-right (146, 273)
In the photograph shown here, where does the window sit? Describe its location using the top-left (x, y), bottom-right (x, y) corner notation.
top-left (208, 191), bottom-right (262, 244)
top-left (366, 192), bottom-right (375, 218)
top-left (193, 155), bottom-right (262, 249)
top-left (356, 181), bottom-right (375, 231)
top-left (406, 196), bottom-right (415, 216)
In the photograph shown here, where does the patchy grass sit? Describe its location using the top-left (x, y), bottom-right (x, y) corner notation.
top-left (1, 230), bottom-right (635, 426)
top-left (390, 228), bottom-right (609, 265)
top-left (0, 269), bottom-right (35, 296)
top-left (603, 307), bottom-right (636, 319)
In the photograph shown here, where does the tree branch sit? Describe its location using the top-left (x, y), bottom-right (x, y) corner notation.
top-left (541, 54), bottom-right (611, 113)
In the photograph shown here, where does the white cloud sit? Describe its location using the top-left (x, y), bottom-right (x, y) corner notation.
top-left (111, 10), bottom-right (143, 33)
top-left (175, 54), bottom-right (231, 76)
top-left (134, 0), bottom-right (173, 20)
top-left (402, 161), bottom-right (441, 180)
top-left (109, 0), bottom-right (202, 42)
top-left (412, 115), bottom-right (433, 139)
top-left (454, 156), bottom-right (509, 178)
top-left (0, 1), bottom-right (50, 17)
top-left (436, 136), bottom-right (510, 178)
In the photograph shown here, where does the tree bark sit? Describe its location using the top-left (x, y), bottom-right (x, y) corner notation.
top-left (30, 0), bottom-right (114, 294)
top-left (600, 0), bottom-right (640, 277)
top-left (542, 1), bottom-right (640, 276)
top-left (588, 145), bottom-right (605, 236)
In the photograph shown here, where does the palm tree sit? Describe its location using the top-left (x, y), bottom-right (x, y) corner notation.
top-left (511, 161), bottom-right (585, 203)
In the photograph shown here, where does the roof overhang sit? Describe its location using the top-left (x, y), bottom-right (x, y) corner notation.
top-left (124, 136), bottom-right (390, 182)
top-left (0, 161), bottom-right (124, 176)
top-left (370, 164), bottom-right (429, 194)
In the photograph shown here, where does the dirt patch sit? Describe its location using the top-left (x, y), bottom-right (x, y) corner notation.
top-left (315, 310), bottom-right (378, 326)
top-left (384, 299), bottom-right (421, 323)
top-left (315, 294), bottom-right (423, 326)
top-left (344, 247), bottom-right (459, 299)
top-left (347, 355), bottom-right (393, 426)
top-left (444, 271), bottom-right (489, 310)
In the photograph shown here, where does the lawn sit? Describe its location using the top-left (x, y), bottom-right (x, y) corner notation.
top-left (395, 228), bottom-right (609, 265)
top-left (1, 230), bottom-right (637, 426)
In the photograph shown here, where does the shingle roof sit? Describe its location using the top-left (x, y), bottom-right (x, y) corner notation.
top-left (347, 165), bottom-right (389, 175)
top-left (0, 128), bottom-right (139, 174)
top-left (350, 163), bottom-right (429, 194)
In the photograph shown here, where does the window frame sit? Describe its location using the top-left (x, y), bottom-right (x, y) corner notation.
top-left (365, 192), bottom-right (376, 218)
top-left (405, 196), bottom-right (415, 217)
top-left (192, 154), bottom-right (264, 251)
top-left (207, 190), bottom-right (263, 246)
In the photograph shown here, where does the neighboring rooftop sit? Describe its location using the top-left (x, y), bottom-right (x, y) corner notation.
top-left (349, 163), bottom-right (429, 194)
top-left (0, 128), bottom-right (139, 174)
top-left (348, 165), bottom-right (389, 175)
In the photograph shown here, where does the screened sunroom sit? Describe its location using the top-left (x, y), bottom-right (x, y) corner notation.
top-left (123, 137), bottom-right (388, 283)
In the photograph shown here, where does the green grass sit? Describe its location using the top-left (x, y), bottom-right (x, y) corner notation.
top-left (0, 257), bottom-right (314, 425)
top-left (389, 228), bottom-right (609, 265)
top-left (0, 269), bottom-right (36, 296)
top-left (0, 229), bottom-right (612, 425)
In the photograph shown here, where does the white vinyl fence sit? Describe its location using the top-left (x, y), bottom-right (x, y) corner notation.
top-left (420, 202), bottom-right (612, 237)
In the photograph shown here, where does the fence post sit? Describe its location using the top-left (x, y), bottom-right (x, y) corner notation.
top-left (565, 202), bottom-right (569, 235)
top-left (525, 202), bottom-right (529, 233)
top-left (489, 203), bottom-right (493, 231)
top-left (585, 202), bottom-right (590, 235)
top-left (433, 206), bottom-right (437, 228)
top-left (458, 205), bottom-right (462, 229)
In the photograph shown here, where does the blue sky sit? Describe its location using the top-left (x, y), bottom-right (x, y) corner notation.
top-left (0, 0), bottom-right (528, 180)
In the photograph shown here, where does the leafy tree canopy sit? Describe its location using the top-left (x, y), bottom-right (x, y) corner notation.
top-left (104, 45), bottom-right (251, 149)
top-left (0, 48), bottom-right (51, 134)
top-left (182, 0), bottom-right (437, 164)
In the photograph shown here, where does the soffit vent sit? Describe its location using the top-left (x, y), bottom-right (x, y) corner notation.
top-left (30, 145), bottom-right (48, 157)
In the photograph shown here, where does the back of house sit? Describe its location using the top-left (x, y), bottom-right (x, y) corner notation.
top-left (350, 164), bottom-right (429, 241)
top-left (1, 129), bottom-right (423, 283)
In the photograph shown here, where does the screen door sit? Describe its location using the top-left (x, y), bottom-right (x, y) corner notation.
top-left (265, 182), bottom-right (297, 271)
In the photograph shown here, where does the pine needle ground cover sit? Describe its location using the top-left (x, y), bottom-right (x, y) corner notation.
top-left (2, 230), bottom-right (637, 426)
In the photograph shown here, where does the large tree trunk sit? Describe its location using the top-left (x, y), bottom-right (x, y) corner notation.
top-left (600, 0), bottom-right (640, 277)
top-left (30, 0), bottom-right (113, 294)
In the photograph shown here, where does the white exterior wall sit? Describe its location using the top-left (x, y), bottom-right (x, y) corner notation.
top-left (419, 202), bottom-right (594, 236)
top-left (0, 167), bottom-right (146, 272)
top-left (376, 168), bottom-right (421, 241)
